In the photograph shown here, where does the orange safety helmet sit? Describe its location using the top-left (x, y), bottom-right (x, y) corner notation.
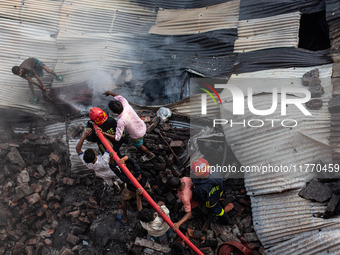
top-left (191, 158), bottom-right (210, 177)
top-left (89, 107), bottom-right (108, 125)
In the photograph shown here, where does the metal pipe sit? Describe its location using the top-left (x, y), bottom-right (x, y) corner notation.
top-left (93, 123), bottom-right (203, 255)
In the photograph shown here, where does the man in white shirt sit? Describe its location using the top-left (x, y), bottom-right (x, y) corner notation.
top-left (136, 188), bottom-right (173, 244)
top-left (76, 128), bottom-right (122, 189)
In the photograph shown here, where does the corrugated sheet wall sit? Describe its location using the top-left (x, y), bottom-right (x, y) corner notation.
top-left (218, 64), bottom-right (339, 254)
top-left (1, 0), bottom-right (331, 121)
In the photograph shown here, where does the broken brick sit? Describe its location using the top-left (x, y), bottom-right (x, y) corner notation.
top-left (25, 246), bottom-right (33, 255)
top-left (40, 228), bottom-right (55, 238)
top-left (47, 167), bottom-right (57, 176)
top-left (169, 140), bottom-right (184, 148)
top-left (25, 193), bottom-right (41, 205)
top-left (244, 233), bottom-right (259, 242)
top-left (44, 238), bottom-right (52, 247)
top-left (7, 147), bottom-right (25, 168)
top-left (67, 210), bottom-right (80, 218)
top-left (17, 170), bottom-right (30, 185)
top-left (220, 232), bottom-right (240, 243)
top-left (26, 237), bottom-right (38, 245)
top-left (59, 247), bottom-right (74, 255)
top-left (49, 152), bottom-right (60, 163)
top-left (78, 216), bottom-right (91, 224)
top-left (36, 165), bottom-right (46, 177)
top-left (53, 203), bottom-right (60, 210)
top-left (62, 177), bottom-right (75, 186)
top-left (37, 204), bottom-right (48, 217)
top-left (154, 163), bottom-right (166, 171)
top-left (12, 242), bottom-right (25, 255)
top-left (67, 233), bottom-right (80, 245)
top-left (31, 184), bottom-right (43, 193)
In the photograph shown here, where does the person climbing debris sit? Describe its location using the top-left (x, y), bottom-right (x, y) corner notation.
top-left (11, 57), bottom-right (63, 103)
top-left (87, 107), bottom-right (128, 158)
top-left (103, 90), bottom-right (155, 162)
top-left (75, 128), bottom-right (122, 192)
top-left (136, 188), bottom-right (173, 244)
top-left (109, 154), bottom-right (151, 226)
top-left (166, 176), bottom-right (199, 231)
top-left (191, 158), bottom-right (229, 225)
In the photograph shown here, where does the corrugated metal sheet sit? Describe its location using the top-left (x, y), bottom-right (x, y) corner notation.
top-left (216, 65), bottom-right (336, 254)
top-left (149, 0), bottom-right (240, 35)
top-left (234, 12), bottom-right (300, 53)
top-left (220, 64), bottom-right (333, 195)
top-left (0, 0), bottom-right (157, 118)
top-left (233, 48), bottom-right (332, 74)
top-left (133, 0), bottom-right (232, 10)
top-left (239, 0), bottom-right (324, 20)
top-left (326, 0), bottom-right (340, 63)
top-left (251, 189), bottom-right (340, 254)
top-left (148, 29), bottom-right (237, 58)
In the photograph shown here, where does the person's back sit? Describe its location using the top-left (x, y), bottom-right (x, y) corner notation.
top-left (139, 206), bottom-right (170, 237)
top-left (177, 177), bottom-right (199, 212)
top-left (19, 58), bottom-right (38, 78)
top-left (114, 95), bottom-right (146, 140)
top-left (192, 178), bottom-right (223, 208)
top-left (110, 157), bottom-right (147, 191)
top-left (191, 157), bottom-right (229, 224)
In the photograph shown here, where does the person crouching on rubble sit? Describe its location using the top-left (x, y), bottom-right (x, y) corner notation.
top-left (191, 158), bottom-right (229, 225)
top-left (166, 176), bottom-right (199, 231)
top-left (109, 154), bottom-right (151, 226)
top-left (103, 90), bottom-right (155, 162)
top-left (12, 57), bottom-right (63, 103)
top-left (76, 128), bottom-right (123, 193)
top-left (136, 188), bottom-right (173, 244)
top-left (87, 107), bottom-right (128, 158)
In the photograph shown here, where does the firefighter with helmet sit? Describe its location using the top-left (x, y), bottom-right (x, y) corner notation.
top-left (86, 107), bottom-right (127, 157)
top-left (192, 158), bottom-right (229, 225)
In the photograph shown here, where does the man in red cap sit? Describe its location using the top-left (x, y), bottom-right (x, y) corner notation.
top-left (86, 107), bottom-right (127, 157)
top-left (191, 158), bottom-right (229, 225)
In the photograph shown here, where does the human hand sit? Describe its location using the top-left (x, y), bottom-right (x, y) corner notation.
top-left (41, 86), bottom-right (47, 92)
top-left (84, 128), bottom-right (92, 137)
top-left (157, 201), bottom-right (165, 207)
top-left (173, 222), bottom-right (180, 231)
top-left (136, 188), bottom-right (143, 196)
top-left (95, 127), bottom-right (103, 133)
top-left (103, 91), bottom-right (112, 96)
top-left (118, 158), bottom-right (125, 165)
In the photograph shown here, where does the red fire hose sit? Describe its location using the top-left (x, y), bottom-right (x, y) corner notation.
top-left (93, 124), bottom-right (204, 255)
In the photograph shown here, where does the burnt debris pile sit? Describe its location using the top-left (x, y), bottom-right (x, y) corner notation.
top-left (0, 113), bottom-right (265, 255)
